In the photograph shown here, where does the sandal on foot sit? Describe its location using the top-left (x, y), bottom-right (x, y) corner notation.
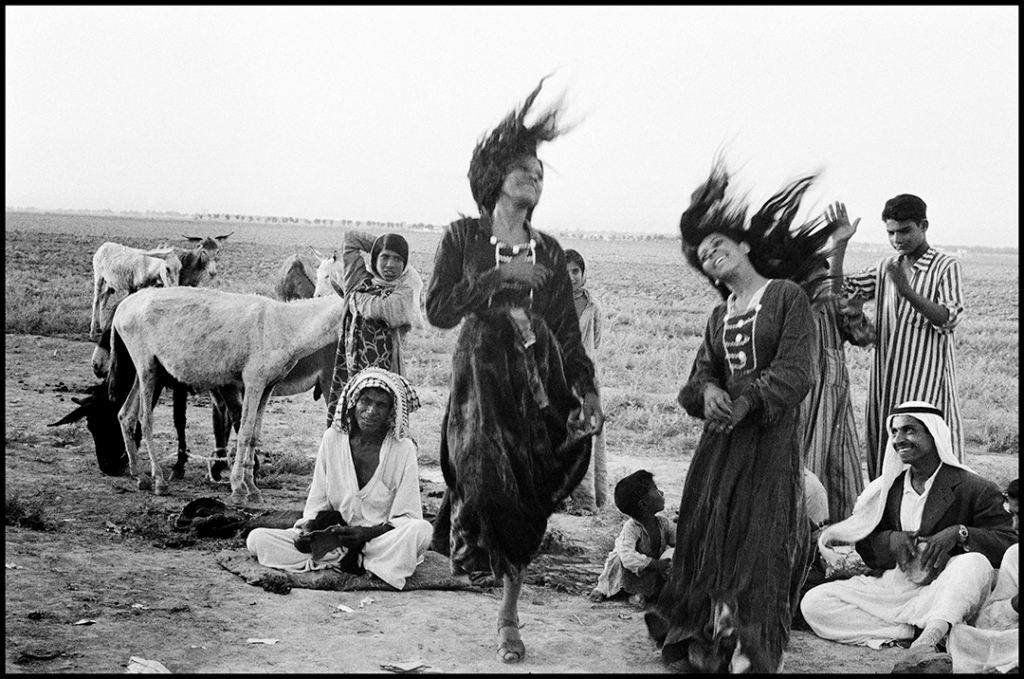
top-left (497, 620), bottom-right (525, 664)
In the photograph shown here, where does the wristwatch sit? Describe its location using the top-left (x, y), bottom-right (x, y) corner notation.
top-left (958, 524), bottom-right (970, 551)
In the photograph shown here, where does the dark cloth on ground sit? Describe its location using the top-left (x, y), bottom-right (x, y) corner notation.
top-left (216, 548), bottom-right (480, 594)
top-left (175, 497), bottom-right (303, 539)
top-left (216, 547), bottom-right (603, 596)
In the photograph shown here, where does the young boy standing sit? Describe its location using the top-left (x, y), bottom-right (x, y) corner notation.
top-left (565, 249), bottom-right (607, 511)
top-left (836, 195), bottom-right (965, 479)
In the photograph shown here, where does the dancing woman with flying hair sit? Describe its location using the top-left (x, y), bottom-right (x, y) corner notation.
top-left (644, 158), bottom-right (840, 673)
top-left (425, 77), bottom-right (604, 664)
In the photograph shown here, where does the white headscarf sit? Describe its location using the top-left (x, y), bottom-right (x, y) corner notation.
top-left (332, 367), bottom-right (421, 441)
top-left (819, 400), bottom-right (971, 550)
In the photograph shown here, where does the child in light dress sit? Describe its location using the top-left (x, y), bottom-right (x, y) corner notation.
top-left (589, 470), bottom-right (675, 608)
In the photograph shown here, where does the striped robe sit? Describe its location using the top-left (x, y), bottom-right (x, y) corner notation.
top-left (843, 248), bottom-right (964, 480)
top-left (798, 290), bottom-right (872, 523)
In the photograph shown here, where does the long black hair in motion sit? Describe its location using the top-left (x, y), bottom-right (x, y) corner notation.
top-left (679, 158), bottom-right (840, 299)
top-left (467, 75), bottom-right (575, 218)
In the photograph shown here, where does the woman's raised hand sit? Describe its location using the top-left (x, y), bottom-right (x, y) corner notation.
top-left (826, 202), bottom-right (860, 244)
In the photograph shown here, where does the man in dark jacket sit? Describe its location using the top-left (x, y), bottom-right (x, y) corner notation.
top-left (800, 401), bottom-right (1015, 660)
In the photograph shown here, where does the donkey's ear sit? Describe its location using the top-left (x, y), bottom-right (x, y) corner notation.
top-left (50, 402), bottom-right (93, 426)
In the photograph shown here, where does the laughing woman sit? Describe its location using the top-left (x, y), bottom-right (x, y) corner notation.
top-left (644, 160), bottom-right (839, 673)
top-left (425, 77), bottom-right (604, 664)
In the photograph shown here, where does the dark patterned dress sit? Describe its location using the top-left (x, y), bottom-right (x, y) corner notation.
top-left (425, 215), bottom-right (596, 579)
top-left (323, 230), bottom-right (424, 428)
top-left (647, 279), bottom-right (815, 673)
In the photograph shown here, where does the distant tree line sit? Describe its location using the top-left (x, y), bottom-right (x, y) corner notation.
top-left (4, 206), bottom-right (1018, 253)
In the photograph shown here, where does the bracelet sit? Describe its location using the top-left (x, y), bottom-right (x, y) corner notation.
top-left (958, 524), bottom-right (970, 551)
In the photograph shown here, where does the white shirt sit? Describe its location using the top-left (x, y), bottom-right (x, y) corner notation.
top-left (297, 429), bottom-right (423, 530)
top-left (613, 515), bottom-right (675, 574)
top-left (899, 463), bottom-right (944, 532)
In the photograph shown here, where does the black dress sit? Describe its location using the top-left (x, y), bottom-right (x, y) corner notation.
top-left (647, 279), bottom-right (815, 673)
top-left (425, 215), bottom-right (596, 578)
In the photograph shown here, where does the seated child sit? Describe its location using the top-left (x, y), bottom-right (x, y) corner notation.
top-left (588, 469), bottom-right (675, 608)
top-left (945, 478), bottom-right (1018, 673)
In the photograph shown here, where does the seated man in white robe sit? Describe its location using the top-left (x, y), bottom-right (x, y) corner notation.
top-left (800, 401), bottom-right (1016, 670)
top-left (946, 478), bottom-right (1018, 673)
top-left (247, 367), bottom-right (433, 590)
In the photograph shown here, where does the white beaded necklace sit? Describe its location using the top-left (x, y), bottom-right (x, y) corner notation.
top-left (490, 235), bottom-right (537, 266)
top-left (488, 235), bottom-right (538, 308)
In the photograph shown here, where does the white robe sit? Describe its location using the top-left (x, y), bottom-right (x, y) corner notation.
top-left (800, 552), bottom-right (995, 648)
top-left (593, 515), bottom-right (675, 598)
top-left (948, 543), bottom-right (1018, 673)
top-left (247, 428), bottom-right (432, 589)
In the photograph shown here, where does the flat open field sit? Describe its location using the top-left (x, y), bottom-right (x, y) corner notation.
top-left (5, 211), bottom-right (1018, 673)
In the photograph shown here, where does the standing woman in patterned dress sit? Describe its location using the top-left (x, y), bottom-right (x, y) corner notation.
top-left (324, 231), bottom-right (425, 427)
top-left (644, 159), bottom-right (839, 673)
top-left (425, 77), bottom-right (604, 664)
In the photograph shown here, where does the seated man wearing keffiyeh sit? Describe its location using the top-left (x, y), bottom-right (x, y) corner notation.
top-left (801, 400), bottom-right (1016, 670)
top-left (247, 368), bottom-right (433, 590)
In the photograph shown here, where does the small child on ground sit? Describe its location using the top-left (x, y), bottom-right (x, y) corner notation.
top-left (589, 469), bottom-right (675, 608)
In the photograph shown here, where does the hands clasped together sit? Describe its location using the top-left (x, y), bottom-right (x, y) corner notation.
top-left (697, 383), bottom-right (751, 434)
top-left (889, 526), bottom-right (959, 577)
top-left (500, 259), bottom-right (552, 290)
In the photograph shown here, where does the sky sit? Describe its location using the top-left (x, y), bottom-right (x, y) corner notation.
top-left (5, 6), bottom-right (1019, 248)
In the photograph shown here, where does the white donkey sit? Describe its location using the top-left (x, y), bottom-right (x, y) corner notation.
top-left (90, 242), bottom-right (182, 338)
top-left (111, 286), bottom-right (346, 505)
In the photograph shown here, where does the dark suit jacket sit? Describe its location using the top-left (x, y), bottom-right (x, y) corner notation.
top-left (856, 464), bottom-right (1015, 570)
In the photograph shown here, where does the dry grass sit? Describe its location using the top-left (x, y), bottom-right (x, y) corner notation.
top-left (5, 210), bottom-right (1019, 455)
top-left (5, 491), bottom-right (57, 531)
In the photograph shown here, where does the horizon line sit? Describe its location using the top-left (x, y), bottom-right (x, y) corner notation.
top-left (5, 206), bottom-right (1018, 254)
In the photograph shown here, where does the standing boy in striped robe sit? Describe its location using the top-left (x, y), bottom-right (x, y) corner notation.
top-left (832, 194), bottom-right (965, 480)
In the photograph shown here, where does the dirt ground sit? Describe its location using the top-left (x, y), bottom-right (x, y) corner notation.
top-left (5, 333), bottom-right (1016, 674)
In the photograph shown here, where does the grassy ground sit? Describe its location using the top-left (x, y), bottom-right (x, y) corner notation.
top-left (5, 210), bottom-right (1018, 458)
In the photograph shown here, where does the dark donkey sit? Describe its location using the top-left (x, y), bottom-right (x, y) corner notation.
top-left (52, 320), bottom-right (338, 482)
top-left (50, 325), bottom-right (239, 480)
